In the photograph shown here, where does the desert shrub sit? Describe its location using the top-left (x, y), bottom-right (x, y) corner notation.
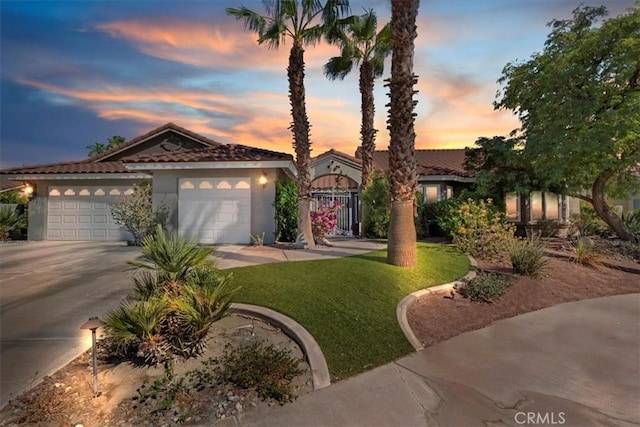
top-left (215, 342), bottom-right (303, 403)
top-left (454, 272), bottom-right (511, 303)
top-left (0, 205), bottom-right (26, 241)
top-left (528, 219), bottom-right (562, 238)
top-left (274, 180), bottom-right (298, 242)
top-left (104, 227), bottom-right (237, 369)
top-left (450, 198), bottom-right (515, 259)
top-left (508, 237), bottom-right (547, 276)
top-left (110, 182), bottom-right (169, 245)
top-left (571, 237), bottom-right (603, 267)
top-left (361, 173), bottom-right (389, 238)
top-left (622, 209), bottom-right (640, 238)
top-left (570, 202), bottom-right (610, 237)
top-left (424, 191), bottom-right (495, 238)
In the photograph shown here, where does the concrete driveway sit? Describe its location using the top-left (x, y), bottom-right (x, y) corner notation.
top-left (0, 241), bottom-right (139, 407)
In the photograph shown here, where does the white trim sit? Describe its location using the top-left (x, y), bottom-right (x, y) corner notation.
top-left (124, 160), bottom-right (298, 176)
top-left (418, 174), bottom-right (475, 183)
top-left (0, 173), bottom-right (151, 180)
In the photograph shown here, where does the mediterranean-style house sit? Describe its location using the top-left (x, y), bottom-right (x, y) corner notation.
top-left (1, 123), bottom-right (582, 243)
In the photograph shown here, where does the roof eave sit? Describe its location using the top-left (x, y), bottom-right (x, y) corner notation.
top-left (418, 174), bottom-right (475, 183)
top-left (124, 160), bottom-right (298, 177)
top-left (0, 173), bottom-right (152, 180)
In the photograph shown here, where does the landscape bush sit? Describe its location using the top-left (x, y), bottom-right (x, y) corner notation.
top-left (274, 180), bottom-right (298, 242)
top-left (450, 198), bottom-right (515, 259)
top-left (454, 272), bottom-right (511, 303)
top-left (215, 342), bottom-right (303, 403)
top-left (508, 237), bottom-right (547, 276)
top-left (104, 226), bottom-right (237, 370)
top-left (571, 237), bottom-right (603, 268)
top-left (570, 202), bottom-right (610, 237)
top-left (0, 205), bottom-right (26, 241)
top-left (361, 173), bottom-right (389, 238)
top-left (311, 201), bottom-right (340, 241)
top-left (622, 209), bottom-right (640, 238)
top-left (110, 182), bottom-right (169, 246)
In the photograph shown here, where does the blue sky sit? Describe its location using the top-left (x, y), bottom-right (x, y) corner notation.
top-left (0, 0), bottom-right (634, 168)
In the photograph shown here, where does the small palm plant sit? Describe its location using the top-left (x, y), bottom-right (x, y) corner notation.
top-left (103, 226), bottom-right (238, 373)
top-left (0, 206), bottom-right (26, 241)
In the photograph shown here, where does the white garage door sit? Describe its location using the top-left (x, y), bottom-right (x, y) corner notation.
top-left (178, 178), bottom-right (251, 244)
top-left (47, 186), bottom-right (133, 241)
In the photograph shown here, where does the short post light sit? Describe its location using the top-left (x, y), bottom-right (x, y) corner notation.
top-left (80, 317), bottom-right (105, 397)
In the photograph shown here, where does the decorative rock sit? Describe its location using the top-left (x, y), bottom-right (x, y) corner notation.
top-left (235, 402), bottom-right (243, 412)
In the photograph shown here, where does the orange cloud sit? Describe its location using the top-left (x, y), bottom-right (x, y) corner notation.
top-left (95, 19), bottom-right (341, 71)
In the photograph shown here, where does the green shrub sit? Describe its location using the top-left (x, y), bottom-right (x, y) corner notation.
top-left (0, 206), bottom-right (26, 241)
top-left (110, 182), bottom-right (169, 245)
top-left (274, 180), bottom-right (298, 242)
top-left (361, 173), bottom-right (389, 238)
top-left (415, 191), bottom-right (428, 239)
top-left (508, 237), bottom-right (547, 276)
top-left (104, 227), bottom-right (237, 368)
top-left (451, 198), bottom-right (515, 259)
top-left (454, 272), bottom-right (511, 303)
top-left (570, 202), bottom-right (610, 237)
top-left (215, 342), bottom-right (303, 403)
top-left (622, 209), bottom-right (640, 237)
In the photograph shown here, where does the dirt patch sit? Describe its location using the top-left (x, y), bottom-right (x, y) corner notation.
top-left (0, 315), bottom-right (313, 427)
top-left (408, 241), bottom-right (640, 348)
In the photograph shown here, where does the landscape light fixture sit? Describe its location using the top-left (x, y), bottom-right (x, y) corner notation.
top-left (80, 317), bottom-right (105, 397)
top-left (258, 171), bottom-right (268, 189)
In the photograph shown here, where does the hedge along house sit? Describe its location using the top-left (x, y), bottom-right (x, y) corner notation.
top-left (0, 123), bottom-right (295, 244)
top-left (310, 147), bottom-right (578, 235)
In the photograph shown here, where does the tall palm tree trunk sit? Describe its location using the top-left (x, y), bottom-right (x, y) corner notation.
top-left (359, 60), bottom-right (376, 189)
top-left (387, 0), bottom-right (419, 267)
top-left (288, 40), bottom-right (315, 248)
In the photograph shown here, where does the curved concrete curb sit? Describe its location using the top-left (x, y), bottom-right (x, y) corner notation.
top-left (397, 255), bottom-right (478, 351)
top-left (229, 303), bottom-right (331, 390)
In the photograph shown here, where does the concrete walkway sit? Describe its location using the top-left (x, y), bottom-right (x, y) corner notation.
top-left (229, 293), bottom-right (640, 427)
top-left (214, 238), bottom-right (387, 270)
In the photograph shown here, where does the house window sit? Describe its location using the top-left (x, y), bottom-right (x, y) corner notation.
top-left (633, 198), bottom-right (640, 211)
top-left (424, 185), bottom-right (439, 205)
top-left (545, 193), bottom-right (559, 220)
top-left (506, 193), bottom-right (520, 222)
top-left (531, 192), bottom-right (543, 221)
top-left (445, 186), bottom-right (453, 199)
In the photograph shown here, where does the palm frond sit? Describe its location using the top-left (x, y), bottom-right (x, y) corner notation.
top-left (302, 23), bottom-right (325, 46)
top-left (129, 270), bottom-right (160, 301)
top-left (325, 55), bottom-right (354, 80)
top-left (104, 297), bottom-right (168, 342)
top-left (226, 6), bottom-right (268, 35)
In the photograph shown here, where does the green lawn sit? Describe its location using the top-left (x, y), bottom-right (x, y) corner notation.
top-left (230, 242), bottom-right (469, 380)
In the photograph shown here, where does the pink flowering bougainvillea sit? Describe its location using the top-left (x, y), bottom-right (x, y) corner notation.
top-left (311, 202), bottom-right (341, 240)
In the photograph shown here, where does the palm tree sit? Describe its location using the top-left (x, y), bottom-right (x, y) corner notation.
top-left (386, 0), bottom-right (419, 267)
top-left (86, 142), bottom-right (106, 157)
top-left (227, 0), bottom-right (351, 249)
top-left (107, 135), bottom-right (126, 149)
top-left (324, 9), bottom-right (391, 189)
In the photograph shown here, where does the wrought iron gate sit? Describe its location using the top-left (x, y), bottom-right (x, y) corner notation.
top-left (311, 191), bottom-right (354, 236)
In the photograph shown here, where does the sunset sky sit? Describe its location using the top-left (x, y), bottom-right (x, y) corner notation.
top-left (0, 0), bottom-right (634, 168)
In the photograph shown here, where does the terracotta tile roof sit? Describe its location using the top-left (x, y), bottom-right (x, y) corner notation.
top-left (0, 181), bottom-right (27, 192)
top-left (89, 122), bottom-right (223, 162)
top-left (0, 161), bottom-right (129, 175)
top-left (123, 144), bottom-right (293, 163)
top-left (372, 149), bottom-right (471, 177)
top-left (312, 174), bottom-right (359, 190)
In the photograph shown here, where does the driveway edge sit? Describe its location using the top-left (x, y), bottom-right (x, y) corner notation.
top-left (229, 303), bottom-right (331, 390)
top-left (396, 255), bottom-right (478, 351)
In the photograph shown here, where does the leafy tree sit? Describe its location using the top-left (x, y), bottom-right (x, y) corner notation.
top-left (86, 135), bottom-right (126, 157)
top-left (227, 0), bottom-right (351, 249)
top-left (386, 0), bottom-right (419, 266)
top-left (110, 182), bottom-right (169, 245)
top-left (274, 180), bottom-right (298, 242)
top-left (492, 4), bottom-right (640, 242)
top-left (324, 9), bottom-right (391, 188)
